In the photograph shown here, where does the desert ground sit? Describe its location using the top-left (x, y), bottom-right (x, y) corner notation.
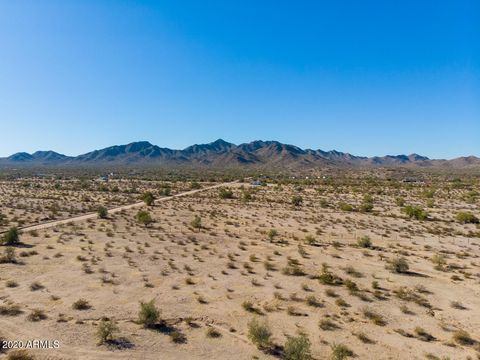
top-left (0, 172), bottom-right (479, 360)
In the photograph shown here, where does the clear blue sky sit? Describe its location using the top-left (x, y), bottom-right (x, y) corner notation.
top-left (0, 1), bottom-right (478, 159)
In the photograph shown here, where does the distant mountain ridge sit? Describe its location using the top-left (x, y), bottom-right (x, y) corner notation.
top-left (1, 139), bottom-right (479, 169)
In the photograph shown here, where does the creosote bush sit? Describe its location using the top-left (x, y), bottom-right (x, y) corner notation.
top-left (284, 334), bottom-right (312, 360)
top-left (1, 227), bottom-right (19, 246)
top-left (455, 212), bottom-right (479, 224)
top-left (247, 318), bottom-right (272, 350)
top-left (138, 300), bottom-right (160, 328)
top-left (142, 191), bottom-right (155, 206)
top-left (136, 210), bottom-right (153, 227)
top-left (387, 256), bottom-right (409, 273)
top-left (357, 236), bottom-right (372, 248)
top-left (97, 318), bottom-right (119, 344)
top-left (97, 206), bottom-right (108, 219)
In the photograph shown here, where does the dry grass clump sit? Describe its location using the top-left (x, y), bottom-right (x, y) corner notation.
top-left (72, 298), bottom-right (91, 310)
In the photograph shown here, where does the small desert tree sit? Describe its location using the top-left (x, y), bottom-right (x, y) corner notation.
top-left (138, 300), bottom-right (160, 328)
top-left (97, 206), bottom-right (108, 219)
top-left (1, 227), bottom-right (19, 246)
top-left (136, 210), bottom-right (153, 227)
top-left (142, 191), bottom-right (155, 206)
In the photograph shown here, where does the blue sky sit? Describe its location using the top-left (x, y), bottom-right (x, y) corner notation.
top-left (0, 0), bottom-right (478, 159)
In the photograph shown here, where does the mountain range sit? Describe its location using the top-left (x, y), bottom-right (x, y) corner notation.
top-left (1, 139), bottom-right (479, 169)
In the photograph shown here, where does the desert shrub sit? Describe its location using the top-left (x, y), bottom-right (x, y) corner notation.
top-left (27, 309), bottom-right (47, 322)
top-left (402, 206), bottom-right (427, 220)
top-left (431, 253), bottom-right (447, 271)
top-left (136, 210), bottom-right (153, 227)
top-left (6, 350), bottom-right (34, 360)
top-left (247, 318), bottom-right (272, 349)
top-left (159, 186), bottom-right (171, 196)
top-left (452, 330), bottom-right (475, 345)
top-left (305, 295), bottom-right (322, 307)
top-left (190, 181), bottom-right (201, 190)
top-left (291, 195), bottom-right (303, 207)
top-left (362, 307), bottom-right (386, 326)
top-left (387, 257), bottom-right (409, 274)
top-left (191, 215), bottom-right (202, 229)
top-left (138, 300), bottom-right (160, 328)
top-left (414, 327), bottom-right (435, 342)
top-left (0, 304), bottom-right (23, 316)
top-left (304, 235), bottom-right (316, 245)
top-left (96, 318), bottom-right (119, 344)
top-left (72, 298), bottom-right (91, 310)
top-left (395, 197), bottom-right (405, 207)
top-left (455, 212), bottom-right (479, 224)
top-left (357, 236), bottom-right (372, 248)
top-left (318, 264), bottom-right (342, 285)
top-left (360, 195), bottom-right (374, 212)
top-left (1, 227), bottom-right (19, 246)
top-left (29, 281), bottom-right (44, 291)
top-left (268, 229), bottom-right (278, 241)
top-left (330, 343), bottom-right (353, 359)
top-left (339, 203), bottom-right (354, 212)
top-left (284, 334), bottom-right (311, 360)
top-left (142, 191), bottom-right (155, 206)
top-left (170, 331), bottom-right (187, 343)
top-left (206, 327), bottom-right (221, 338)
top-left (0, 247), bottom-right (17, 264)
top-left (97, 206), bottom-right (108, 219)
top-left (319, 318), bottom-right (338, 330)
top-left (219, 188), bottom-right (234, 199)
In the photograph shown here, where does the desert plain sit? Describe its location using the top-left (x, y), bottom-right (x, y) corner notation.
top-left (0, 170), bottom-right (479, 360)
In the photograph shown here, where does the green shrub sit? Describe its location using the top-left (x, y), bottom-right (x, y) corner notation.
top-left (219, 188), bottom-right (234, 199)
top-left (284, 334), bottom-right (312, 360)
top-left (247, 318), bottom-right (272, 349)
top-left (142, 191), bottom-right (155, 206)
top-left (330, 343), bottom-right (353, 359)
top-left (357, 236), bottom-right (372, 248)
top-left (291, 195), bottom-right (303, 207)
top-left (136, 210), bottom-right (153, 227)
top-left (339, 203), bottom-right (354, 212)
top-left (1, 227), bottom-right (19, 246)
top-left (96, 319), bottom-right (119, 344)
top-left (387, 257), bottom-right (409, 274)
top-left (138, 300), bottom-right (160, 328)
top-left (268, 229), bottom-right (278, 241)
top-left (97, 206), bottom-right (108, 219)
top-left (455, 212), bottom-right (479, 224)
top-left (402, 206), bottom-right (427, 220)
top-left (191, 215), bottom-right (202, 229)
